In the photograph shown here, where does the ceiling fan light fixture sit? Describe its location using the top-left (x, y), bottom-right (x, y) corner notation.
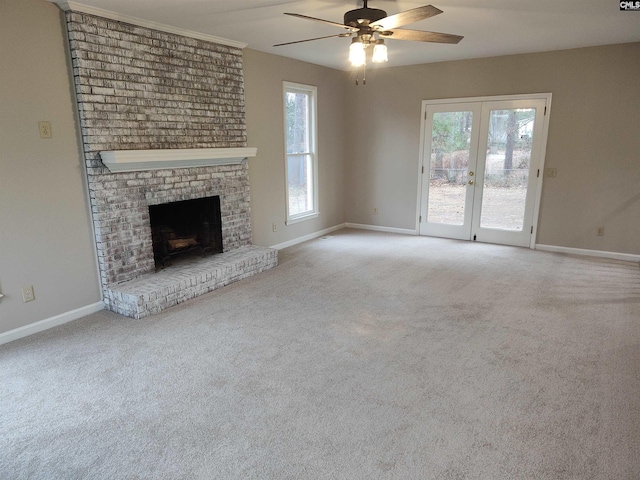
top-left (349, 38), bottom-right (366, 67)
top-left (277, 3), bottom-right (463, 76)
top-left (372, 39), bottom-right (388, 63)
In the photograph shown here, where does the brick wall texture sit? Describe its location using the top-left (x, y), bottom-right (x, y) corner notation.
top-left (65, 11), bottom-right (252, 291)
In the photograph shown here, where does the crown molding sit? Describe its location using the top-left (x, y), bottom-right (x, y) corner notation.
top-left (49, 1), bottom-right (247, 49)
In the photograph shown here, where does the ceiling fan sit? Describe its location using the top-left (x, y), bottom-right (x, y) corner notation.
top-left (274, 1), bottom-right (463, 69)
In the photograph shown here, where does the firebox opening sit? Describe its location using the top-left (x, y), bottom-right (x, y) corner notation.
top-left (149, 196), bottom-right (223, 268)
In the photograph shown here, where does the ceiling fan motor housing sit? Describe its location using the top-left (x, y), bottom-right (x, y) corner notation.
top-left (344, 7), bottom-right (387, 27)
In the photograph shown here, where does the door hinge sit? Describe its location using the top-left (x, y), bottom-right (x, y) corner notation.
top-left (544, 106), bottom-right (547, 115)
top-left (537, 169), bottom-right (540, 178)
top-left (473, 234), bottom-right (477, 241)
top-left (419, 215), bottom-right (422, 222)
top-left (424, 111), bottom-right (427, 120)
top-left (531, 226), bottom-right (534, 234)
top-left (422, 166), bottom-right (424, 174)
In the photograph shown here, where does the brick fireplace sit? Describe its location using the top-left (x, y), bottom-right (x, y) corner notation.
top-left (62, 9), bottom-right (277, 318)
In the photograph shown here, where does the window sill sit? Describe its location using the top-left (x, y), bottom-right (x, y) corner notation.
top-left (286, 212), bottom-right (319, 226)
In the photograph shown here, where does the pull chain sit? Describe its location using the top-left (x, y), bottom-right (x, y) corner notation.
top-left (355, 65), bottom-right (367, 86)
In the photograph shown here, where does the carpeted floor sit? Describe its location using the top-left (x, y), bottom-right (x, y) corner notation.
top-left (1, 229), bottom-right (639, 479)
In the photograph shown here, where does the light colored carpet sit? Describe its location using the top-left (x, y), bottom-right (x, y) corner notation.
top-left (1, 229), bottom-right (639, 479)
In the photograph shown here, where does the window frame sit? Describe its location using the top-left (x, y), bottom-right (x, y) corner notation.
top-left (283, 81), bottom-right (319, 225)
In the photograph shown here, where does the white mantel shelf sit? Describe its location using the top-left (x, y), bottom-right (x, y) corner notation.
top-left (100, 147), bottom-right (258, 173)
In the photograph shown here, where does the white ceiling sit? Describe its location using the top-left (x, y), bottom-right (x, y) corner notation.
top-left (56, 0), bottom-right (640, 70)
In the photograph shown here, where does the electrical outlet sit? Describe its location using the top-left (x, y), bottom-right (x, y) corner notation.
top-left (38, 121), bottom-right (52, 139)
top-left (597, 227), bottom-right (605, 236)
top-left (22, 285), bottom-right (35, 303)
top-left (272, 223), bottom-right (277, 232)
top-left (373, 207), bottom-right (379, 215)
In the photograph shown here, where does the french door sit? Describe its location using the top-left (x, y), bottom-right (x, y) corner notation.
top-left (418, 95), bottom-right (551, 248)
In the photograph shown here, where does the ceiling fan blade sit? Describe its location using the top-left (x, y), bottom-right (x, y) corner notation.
top-left (274, 33), bottom-right (353, 47)
top-left (370, 5), bottom-right (442, 30)
top-left (284, 13), bottom-right (357, 32)
top-left (380, 28), bottom-right (463, 44)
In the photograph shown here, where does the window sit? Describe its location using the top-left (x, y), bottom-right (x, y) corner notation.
top-left (283, 82), bottom-right (318, 224)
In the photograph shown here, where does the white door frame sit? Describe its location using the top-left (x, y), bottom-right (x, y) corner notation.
top-left (416, 93), bottom-right (553, 249)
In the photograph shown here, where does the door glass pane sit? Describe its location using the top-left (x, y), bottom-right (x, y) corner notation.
top-left (287, 154), bottom-right (313, 216)
top-left (480, 108), bottom-right (535, 231)
top-left (427, 111), bottom-right (473, 225)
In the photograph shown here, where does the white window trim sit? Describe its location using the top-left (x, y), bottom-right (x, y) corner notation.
top-left (283, 81), bottom-right (319, 225)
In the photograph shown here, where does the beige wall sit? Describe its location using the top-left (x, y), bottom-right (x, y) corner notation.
top-left (243, 49), bottom-right (347, 247)
top-left (345, 43), bottom-right (640, 255)
top-left (0, 0), bottom-right (101, 334)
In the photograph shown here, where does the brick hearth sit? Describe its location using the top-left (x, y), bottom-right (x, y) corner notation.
top-left (106, 246), bottom-right (277, 319)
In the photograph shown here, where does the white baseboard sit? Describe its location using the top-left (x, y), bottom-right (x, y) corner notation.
top-left (535, 244), bottom-right (640, 263)
top-left (345, 223), bottom-right (418, 236)
top-left (270, 223), bottom-right (347, 250)
top-left (0, 301), bottom-right (105, 346)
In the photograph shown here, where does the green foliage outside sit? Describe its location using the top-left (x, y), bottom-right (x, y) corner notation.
top-left (431, 109), bottom-right (536, 187)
